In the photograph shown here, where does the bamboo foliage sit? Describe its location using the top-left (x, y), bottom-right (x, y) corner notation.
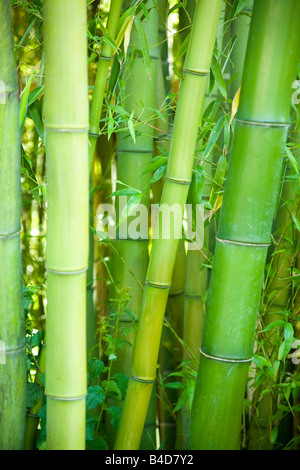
top-left (43, 0), bottom-right (89, 449)
top-left (0, 0), bottom-right (26, 450)
top-left (187, 0), bottom-right (300, 450)
top-left (114, 0), bottom-right (223, 450)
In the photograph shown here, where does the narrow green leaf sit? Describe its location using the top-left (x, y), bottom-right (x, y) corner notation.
top-left (134, 16), bottom-right (152, 78)
top-left (19, 74), bottom-right (35, 131)
top-left (202, 116), bottom-right (225, 161)
top-left (128, 114), bottom-right (136, 143)
top-left (211, 54), bottom-right (227, 98)
top-left (285, 146), bottom-right (299, 175)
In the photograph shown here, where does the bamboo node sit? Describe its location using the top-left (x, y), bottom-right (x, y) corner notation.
top-left (216, 236), bottom-right (270, 248)
top-left (164, 176), bottom-right (191, 186)
top-left (0, 228), bottom-right (21, 239)
top-left (129, 374), bottom-right (156, 384)
top-left (45, 392), bottom-right (87, 401)
top-left (235, 118), bottom-right (290, 128)
top-left (182, 67), bottom-right (210, 77)
top-left (45, 266), bottom-right (88, 275)
top-left (185, 294), bottom-right (203, 300)
top-left (99, 55), bottom-right (112, 61)
top-left (45, 125), bottom-right (90, 133)
top-left (200, 348), bottom-right (253, 364)
top-left (145, 280), bottom-right (171, 289)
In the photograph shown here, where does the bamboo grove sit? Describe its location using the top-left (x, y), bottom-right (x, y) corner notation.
top-left (1, 0), bottom-right (300, 451)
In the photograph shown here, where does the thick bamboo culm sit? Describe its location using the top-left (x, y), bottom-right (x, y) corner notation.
top-left (187, 0), bottom-right (300, 450)
top-left (114, 0), bottom-right (223, 450)
top-left (0, 0), bottom-right (26, 450)
top-left (43, 0), bottom-right (89, 449)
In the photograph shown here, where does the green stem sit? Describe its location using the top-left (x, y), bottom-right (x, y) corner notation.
top-left (114, 0), bottom-right (223, 450)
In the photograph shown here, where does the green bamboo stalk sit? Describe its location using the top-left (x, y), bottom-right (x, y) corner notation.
top-left (187, 0), bottom-right (300, 450)
top-left (154, 50), bottom-right (181, 450)
top-left (114, 0), bottom-right (223, 450)
top-left (43, 0), bottom-right (89, 450)
top-left (0, 0), bottom-right (26, 450)
top-left (108, 0), bottom-right (159, 449)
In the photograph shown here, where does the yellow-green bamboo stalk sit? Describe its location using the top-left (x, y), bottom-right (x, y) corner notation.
top-left (0, 0), bottom-right (26, 450)
top-left (43, 0), bottom-right (89, 450)
top-left (114, 0), bottom-right (223, 450)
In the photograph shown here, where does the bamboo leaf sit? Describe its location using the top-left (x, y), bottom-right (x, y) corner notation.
top-left (116, 13), bottom-right (135, 55)
top-left (211, 54), bottom-right (227, 99)
top-left (150, 163), bottom-right (167, 184)
top-left (292, 214), bottom-right (300, 233)
top-left (134, 16), bottom-right (152, 78)
top-left (28, 102), bottom-right (45, 143)
top-left (229, 86), bottom-right (241, 126)
top-left (278, 323), bottom-right (295, 361)
top-left (19, 73), bottom-right (35, 132)
top-left (175, 31), bottom-right (191, 59)
top-left (164, 381), bottom-right (186, 390)
top-left (142, 155), bottom-right (168, 175)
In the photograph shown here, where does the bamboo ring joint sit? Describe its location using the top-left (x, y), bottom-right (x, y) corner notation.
top-left (200, 348), bottom-right (253, 364)
top-left (164, 176), bottom-right (191, 185)
top-left (145, 280), bottom-right (171, 289)
top-left (235, 118), bottom-right (290, 128)
top-left (45, 392), bottom-right (87, 401)
top-left (45, 266), bottom-right (88, 275)
top-left (216, 236), bottom-right (270, 248)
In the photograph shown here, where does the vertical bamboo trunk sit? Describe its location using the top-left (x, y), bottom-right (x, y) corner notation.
top-left (0, 0), bottom-right (26, 450)
top-left (114, 0), bottom-right (223, 450)
top-left (43, 0), bottom-right (89, 450)
top-left (187, 0), bottom-right (300, 450)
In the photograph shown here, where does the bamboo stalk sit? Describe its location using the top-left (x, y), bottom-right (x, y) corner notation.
top-left (43, 0), bottom-right (89, 450)
top-left (108, 0), bottom-right (159, 449)
top-left (0, 0), bottom-right (26, 450)
top-left (114, 0), bottom-right (223, 450)
top-left (187, 0), bottom-right (300, 450)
